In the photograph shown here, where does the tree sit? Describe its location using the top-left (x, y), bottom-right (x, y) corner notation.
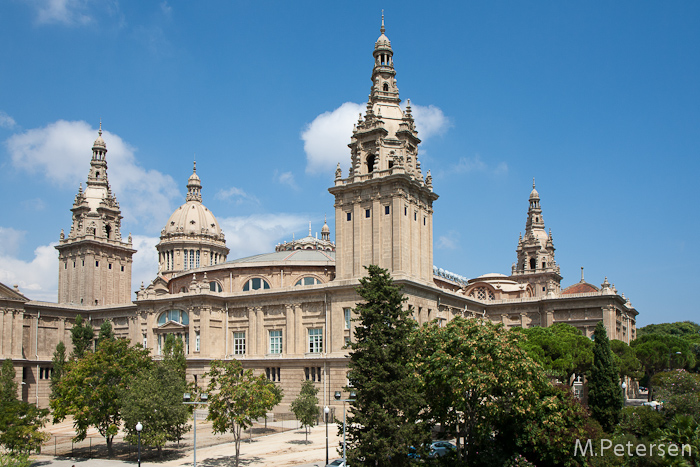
top-left (588, 321), bottom-right (624, 432)
top-left (162, 334), bottom-right (187, 380)
top-left (632, 333), bottom-right (695, 399)
top-left (0, 359), bottom-right (18, 403)
top-left (98, 320), bottom-right (115, 345)
top-left (518, 323), bottom-right (593, 384)
top-left (50, 341), bottom-right (67, 400)
top-left (51, 338), bottom-right (151, 457)
top-left (290, 380), bottom-right (319, 443)
top-left (70, 314), bottom-right (94, 359)
top-left (652, 370), bottom-right (700, 422)
top-left (0, 359), bottom-right (49, 455)
top-left (206, 359), bottom-right (283, 467)
top-left (345, 265), bottom-right (429, 466)
top-left (121, 363), bottom-right (191, 457)
top-left (416, 318), bottom-right (572, 465)
top-left (610, 339), bottom-right (643, 381)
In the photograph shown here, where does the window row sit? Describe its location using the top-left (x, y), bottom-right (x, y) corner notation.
top-left (64, 260), bottom-right (125, 272)
top-left (162, 250), bottom-right (225, 270)
top-left (344, 206), bottom-right (427, 224)
top-left (229, 329), bottom-right (324, 355)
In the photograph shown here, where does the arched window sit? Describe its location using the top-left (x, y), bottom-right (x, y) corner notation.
top-left (366, 154), bottom-right (376, 173)
top-left (209, 281), bottom-right (223, 292)
top-left (530, 258), bottom-right (536, 270)
top-left (243, 277), bottom-right (271, 291)
top-left (295, 276), bottom-right (321, 286)
top-left (157, 309), bottom-right (189, 326)
top-left (383, 83), bottom-right (389, 92)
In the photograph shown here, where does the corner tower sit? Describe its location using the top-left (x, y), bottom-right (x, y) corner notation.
top-left (157, 162), bottom-right (229, 276)
top-left (329, 15), bottom-right (438, 283)
top-left (510, 180), bottom-right (561, 296)
top-left (56, 124), bottom-right (136, 305)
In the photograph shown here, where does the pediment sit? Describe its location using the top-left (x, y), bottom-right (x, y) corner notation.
top-left (157, 321), bottom-right (188, 331)
top-left (0, 282), bottom-right (28, 301)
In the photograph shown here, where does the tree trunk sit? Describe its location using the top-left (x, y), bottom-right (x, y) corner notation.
top-left (106, 436), bottom-right (114, 458)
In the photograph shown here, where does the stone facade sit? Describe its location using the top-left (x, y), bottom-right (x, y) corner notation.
top-left (0, 17), bottom-right (638, 410)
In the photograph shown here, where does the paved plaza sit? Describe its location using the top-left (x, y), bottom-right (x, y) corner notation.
top-left (31, 420), bottom-right (343, 467)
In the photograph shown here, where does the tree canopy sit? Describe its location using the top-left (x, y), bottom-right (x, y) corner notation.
top-left (290, 379), bottom-right (319, 443)
top-left (50, 338), bottom-right (151, 457)
top-left (70, 315), bottom-right (94, 359)
top-left (206, 359), bottom-right (282, 467)
top-left (588, 321), bottom-right (624, 432)
top-left (345, 265), bottom-right (428, 466)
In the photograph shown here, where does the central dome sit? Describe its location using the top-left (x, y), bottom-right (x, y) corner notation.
top-left (157, 163), bottom-right (229, 275)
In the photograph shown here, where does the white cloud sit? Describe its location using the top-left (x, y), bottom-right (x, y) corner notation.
top-left (130, 235), bottom-right (159, 292)
top-left (437, 230), bottom-right (460, 250)
top-left (33, 0), bottom-right (92, 26)
top-left (0, 237), bottom-right (58, 302)
top-left (449, 155), bottom-right (508, 177)
top-left (160, 1), bottom-right (172, 17)
top-left (403, 103), bottom-right (451, 140)
top-left (219, 214), bottom-right (309, 259)
top-left (0, 227), bottom-right (26, 257)
top-left (302, 102), bottom-right (363, 175)
top-left (0, 111), bottom-right (16, 129)
top-left (275, 171), bottom-right (298, 190)
top-left (5, 120), bottom-right (180, 232)
top-left (302, 101), bottom-right (451, 175)
top-left (215, 186), bottom-right (260, 205)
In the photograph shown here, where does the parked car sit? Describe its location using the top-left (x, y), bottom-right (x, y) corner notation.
top-left (428, 441), bottom-right (457, 458)
top-left (327, 459), bottom-right (347, 467)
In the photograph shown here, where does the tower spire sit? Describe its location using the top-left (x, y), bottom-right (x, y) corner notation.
top-left (381, 10), bottom-right (385, 34)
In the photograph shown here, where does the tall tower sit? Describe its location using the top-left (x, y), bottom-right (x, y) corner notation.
top-left (56, 124), bottom-right (136, 305)
top-left (329, 15), bottom-right (438, 283)
top-left (510, 180), bottom-right (561, 296)
top-left (157, 162), bottom-right (229, 276)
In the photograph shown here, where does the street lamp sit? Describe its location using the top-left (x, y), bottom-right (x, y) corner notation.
top-left (135, 422), bottom-right (143, 467)
top-left (335, 390), bottom-right (356, 465)
top-left (669, 351), bottom-right (682, 370)
top-left (184, 392), bottom-right (208, 467)
top-left (324, 406), bottom-right (330, 466)
top-left (621, 382), bottom-right (627, 405)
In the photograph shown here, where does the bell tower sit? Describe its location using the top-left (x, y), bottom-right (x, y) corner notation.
top-left (329, 15), bottom-right (438, 283)
top-left (56, 124), bottom-right (136, 306)
top-left (510, 180), bottom-right (561, 296)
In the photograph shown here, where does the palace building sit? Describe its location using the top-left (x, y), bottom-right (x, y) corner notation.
top-left (0, 18), bottom-right (637, 410)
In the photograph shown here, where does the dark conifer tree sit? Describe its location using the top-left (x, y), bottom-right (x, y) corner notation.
top-left (588, 321), bottom-right (624, 432)
top-left (345, 265), bottom-right (429, 466)
top-left (70, 315), bottom-right (94, 359)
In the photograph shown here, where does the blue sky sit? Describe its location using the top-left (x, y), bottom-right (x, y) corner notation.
top-left (0, 1), bottom-right (698, 327)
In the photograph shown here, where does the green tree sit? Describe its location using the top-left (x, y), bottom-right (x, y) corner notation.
top-left (206, 359), bottom-right (283, 467)
top-left (637, 321), bottom-right (700, 338)
top-left (70, 314), bottom-right (94, 359)
top-left (632, 334), bottom-right (695, 399)
top-left (50, 341), bottom-right (67, 400)
top-left (652, 369), bottom-right (700, 422)
top-left (0, 359), bottom-right (18, 403)
top-left (0, 359), bottom-right (50, 455)
top-left (416, 318), bottom-right (587, 465)
top-left (518, 323), bottom-right (593, 384)
top-left (162, 334), bottom-right (187, 380)
top-left (345, 265), bottom-right (428, 466)
top-left (98, 320), bottom-right (115, 345)
top-left (610, 339), bottom-right (643, 381)
top-left (588, 321), bottom-right (624, 432)
top-left (121, 363), bottom-right (191, 457)
top-left (51, 338), bottom-right (151, 457)
top-left (290, 379), bottom-right (319, 443)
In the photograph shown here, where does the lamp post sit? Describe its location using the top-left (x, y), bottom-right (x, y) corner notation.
top-left (335, 390), bottom-right (356, 466)
top-left (621, 382), bottom-right (627, 405)
top-left (135, 422), bottom-right (142, 467)
top-left (669, 351), bottom-right (682, 370)
top-left (184, 392), bottom-right (208, 467)
top-left (324, 406), bottom-right (330, 466)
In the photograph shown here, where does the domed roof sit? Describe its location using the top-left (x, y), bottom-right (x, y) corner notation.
top-left (375, 13), bottom-right (391, 48)
top-left (92, 122), bottom-right (106, 150)
top-left (161, 163), bottom-right (224, 241)
top-left (529, 178), bottom-right (539, 200)
top-left (163, 201), bottom-right (223, 238)
top-left (561, 281), bottom-right (599, 295)
top-left (321, 218), bottom-right (330, 233)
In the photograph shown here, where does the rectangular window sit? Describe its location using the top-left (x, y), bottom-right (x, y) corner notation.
top-left (345, 336), bottom-right (351, 346)
top-left (269, 330), bottom-right (282, 354)
top-left (121, 265), bottom-right (124, 272)
top-left (424, 217), bottom-right (426, 225)
top-left (308, 328), bottom-right (323, 353)
top-left (305, 367), bottom-right (322, 382)
top-left (404, 206), bottom-right (407, 216)
top-left (365, 209), bottom-right (370, 218)
top-left (414, 212), bottom-right (417, 221)
top-left (266, 367), bottom-right (281, 382)
top-left (184, 250), bottom-right (188, 270)
top-left (196, 250), bottom-right (200, 268)
top-left (157, 334), bottom-right (162, 355)
top-left (190, 250), bottom-right (195, 270)
top-left (346, 212), bottom-right (352, 221)
top-left (385, 205), bottom-right (390, 215)
top-left (344, 308), bottom-right (351, 330)
top-left (95, 261), bottom-right (99, 267)
top-left (142, 333), bottom-right (147, 348)
top-left (233, 332), bottom-right (246, 355)
top-left (195, 331), bottom-right (201, 352)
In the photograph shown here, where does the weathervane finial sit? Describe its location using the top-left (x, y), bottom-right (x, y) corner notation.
top-left (381, 10), bottom-right (385, 35)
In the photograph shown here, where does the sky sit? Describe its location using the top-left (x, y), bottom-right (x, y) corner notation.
top-left (0, 1), bottom-right (698, 327)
